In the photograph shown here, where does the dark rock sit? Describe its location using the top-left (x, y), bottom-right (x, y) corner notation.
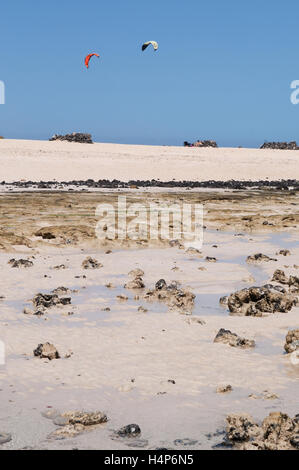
top-left (284, 329), bottom-right (299, 354)
top-left (227, 285), bottom-right (297, 316)
top-left (34, 343), bottom-right (60, 360)
top-left (117, 424), bottom-right (141, 438)
top-left (49, 133), bottom-right (93, 144)
top-left (155, 279), bottom-right (167, 290)
top-left (8, 258), bottom-right (33, 268)
top-left (246, 253), bottom-right (277, 263)
top-left (82, 257), bottom-right (103, 269)
top-left (32, 293), bottom-right (71, 309)
top-left (260, 141), bottom-right (299, 150)
top-left (214, 328), bottom-right (255, 349)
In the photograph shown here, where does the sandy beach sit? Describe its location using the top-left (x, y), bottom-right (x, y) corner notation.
top-left (0, 141), bottom-right (298, 450)
top-left (0, 139), bottom-right (299, 183)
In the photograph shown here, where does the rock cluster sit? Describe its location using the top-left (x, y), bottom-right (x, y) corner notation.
top-left (48, 411), bottom-right (107, 439)
top-left (214, 329), bottom-right (255, 349)
top-left (8, 258), bottom-right (33, 268)
top-left (34, 343), bottom-right (60, 360)
top-left (4, 179), bottom-right (299, 190)
top-left (272, 270), bottom-right (299, 292)
top-left (227, 285), bottom-right (297, 316)
top-left (143, 279), bottom-right (195, 313)
top-left (125, 269), bottom-right (145, 289)
top-left (116, 424), bottom-right (141, 438)
top-left (246, 253), bottom-right (277, 263)
top-left (260, 141), bottom-right (299, 150)
top-left (49, 133), bottom-right (93, 144)
top-left (226, 412), bottom-right (299, 450)
top-left (184, 140), bottom-right (218, 148)
top-left (33, 292), bottom-right (71, 309)
top-left (82, 257), bottom-right (103, 269)
top-left (284, 329), bottom-right (299, 354)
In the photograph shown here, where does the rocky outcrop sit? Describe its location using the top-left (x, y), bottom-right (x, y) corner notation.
top-left (226, 412), bottom-right (299, 450)
top-left (116, 424), bottom-right (141, 438)
top-left (34, 343), bottom-right (60, 360)
top-left (8, 258), bottom-right (33, 268)
top-left (246, 253), bottom-right (277, 263)
top-left (82, 257), bottom-right (103, 269)
top-left (271, 270), bottom-right (299, 293)
top-left (284, 329), bottom-right (299, 354)
top-left (227, 285), bottom-right (297, 316)
top-left (125, 270), bottom-right (145, 289)
top-left (260, 141), bottom-right (299, 150)
top-left (214, 329), bottom-right (255, 349)
top-left (32, 293), bottom-right (71, 309)
top-left (49, 133), bottom-right (93, 144)
top-left (184, 140), bottom-right (218, 148)
top-left (143, 280), bottom-right (195, 313)
top-left (48, 411), bottom-right (107, 439)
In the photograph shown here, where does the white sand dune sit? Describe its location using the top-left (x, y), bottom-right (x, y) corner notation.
top-left (0, 139), bottom-right (298, 182)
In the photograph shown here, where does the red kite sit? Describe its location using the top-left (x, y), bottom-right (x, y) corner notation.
top-left (85, 53), bottom-right (100, 69)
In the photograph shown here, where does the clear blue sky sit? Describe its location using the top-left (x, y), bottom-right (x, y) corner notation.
top-left (1, 0), bottom-right (299, 147)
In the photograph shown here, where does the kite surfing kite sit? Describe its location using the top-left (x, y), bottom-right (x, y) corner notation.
top-left (142, 41), bottom-right (158, 52)
top-left (85, 53), bottom-right (100, 69)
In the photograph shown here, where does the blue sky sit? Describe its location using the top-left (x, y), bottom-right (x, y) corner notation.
top-left (1, 0), bottom-right (299, 147)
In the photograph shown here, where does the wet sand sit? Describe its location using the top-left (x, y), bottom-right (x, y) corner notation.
top-left (0, 189), bottom-right (298, 449)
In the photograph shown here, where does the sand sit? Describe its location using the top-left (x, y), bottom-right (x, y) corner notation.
top-left (0, 139), bottom-right (299, 182)
top-left (0, 187), bottom-right (298, 449)
top-left (0, 141), bottom-right (298, 449)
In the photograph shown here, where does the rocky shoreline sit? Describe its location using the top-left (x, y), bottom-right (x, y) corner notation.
top-left (0, 178), bottom-right (298, 191)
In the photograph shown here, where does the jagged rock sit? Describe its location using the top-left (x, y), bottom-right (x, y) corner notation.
top-left (51, 286), bottom-right (71, 295)
top-left (260, 141), bottom-right (299, 150)
top-left (227, 285), bottom-right (297, 316)
top-left (49, 133), bottom-right (93, 144)
top-left (277, 249), bottom-right (291, 256)
top-left (219, 296), bottom-right (228, 306)
top-left (226, 412), bottom-right (299, 450)
top-left (272, 269), bottom-right (289, 284)
top-left (155, 279), bottom-right (167, 290)
top-left (284, 329), bottom-right (299, 354)
top-left (184, 140), bottom-right (218, 148)
top-left (8, 258), bottom-right (33, 268)
top-left (144, 280), bottom-right (195, 313)
top-left (125, 271), bottom-right (145, 290)
top-left (32, 293), bottom-right (71, 309)
top-left (206, 256), bottom-right (217, 262)
top-left (62, 411), bottom-right (107, 426)
top-left (82, 257), bottom-right (103, 269)
top-left (246, 253), bottom-right (277, 263)
top-left (226, 414), bottom-right (260, 442)
top-left (289, 275), bottom-right (299, 293)
top-left (116, 424), bottom-right (141, 438)
top-left (217, 385), bottom-right (233, 394)
top-left (214, 329), bottom-right (255, 349)
top-left (34, 343), bottom-right (60, 360)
